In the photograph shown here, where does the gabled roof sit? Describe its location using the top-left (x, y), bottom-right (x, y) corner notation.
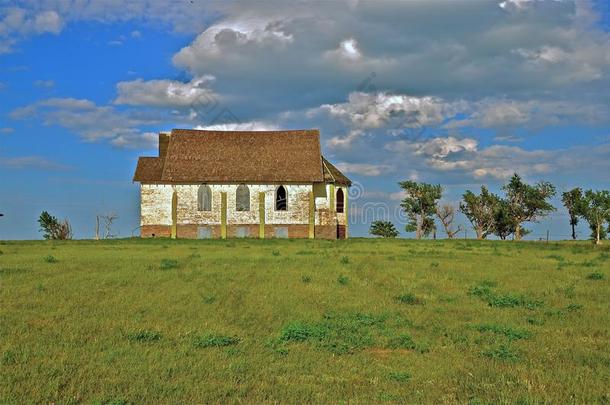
top-left (133, 129), bottom-right (351, 185)
top-left (322, 157), bottom-right (352, 186)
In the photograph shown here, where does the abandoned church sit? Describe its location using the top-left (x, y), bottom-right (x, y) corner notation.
top-left (133, 129), bottom-right (351, 239)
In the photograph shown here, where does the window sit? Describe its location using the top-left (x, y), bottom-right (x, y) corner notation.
top-left (197, 185), bottom-right (212, 211)
top-left (336, 188), bottom-right (345, 213)
top-left (236, 184), bottom-right (250, 211)
top-left (275, 185), bottom-right (287, 211)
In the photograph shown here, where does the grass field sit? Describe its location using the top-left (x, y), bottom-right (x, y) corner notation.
top-left (0, 238), bottom-right (608, 404)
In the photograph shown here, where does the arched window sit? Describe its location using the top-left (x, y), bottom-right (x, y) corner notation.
top-left (275, 185), bottom-right (287, 211)
top-left (236, 184), bottom-right (250, 211)
top-left (197, 185), bottom-right (212, 211)
top-left (336, 188), bottom-right (345, 213)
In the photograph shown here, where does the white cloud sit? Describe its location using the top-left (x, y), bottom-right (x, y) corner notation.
top-left (0, 127), bottom-right (14, 134)
top-left (115, 76), bottom-right (217, 108)
top-left (334, 162), bottom-right (394, 176)
top-left (195, 121), bottom-right (279, 131)
top-left (10, 97), bottom-right (161, 148)
top-left (0, 8), bottom-right (63, 53)
top-left (325, 38), bottom-right (363, 62)
top-left (317, 92), bottom-right (461, 130)
top-left (0, 156), bottom-right (70, 170)
top-left (131, 30), bottom-right (142, 39)
top-left (386, 136), bottom-right (554, 180)
top-left (33, 79), bottom-right (55, 88)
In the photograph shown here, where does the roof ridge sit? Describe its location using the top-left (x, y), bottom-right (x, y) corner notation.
top-left (321, 157), bottom-right (336, 183)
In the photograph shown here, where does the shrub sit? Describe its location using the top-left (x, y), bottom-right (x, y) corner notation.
top-left (474, 324), bottom-right (531, 340)
top-left (126, 330), bottom-right (162, 342)
top-left (44, 255), bottom-right (57, 263)
top-left (272, 250), bottom-right (280, 256)
top-left (587, 272), bottom-right (604, 280)
top-left (193, 334), bottom-right (240, 348)
top-left (280, 322), bottom-right (326, 342)
top-left (468, 284), bottom-right (542, 309)
top-left (337, 275), bottom-right (349, 285)
top-left (395, 293), bottom-right (424, 305)
top-left (340, 256), bottom-right (349, 264)
top-left (566, 303), bottom-right (583, 312)
top-left (369, 220), bottom-right (399, 238)
top-left (301, 275), bottom-right (312, 283)
top-left (482, 344), bottom-right (519, 361)
top-left (38, 211), bottom-right (72, 240)
top-left (159, 259), bottom-right (178, 270)
top-left (387, 334), bottom-right (416, 349)
top-left (388, 371), bottom-right (411, 383)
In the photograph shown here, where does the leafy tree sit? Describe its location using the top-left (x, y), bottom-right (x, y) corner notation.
top-left (369, 220), bottom-right (399, 238)
top-left (399, 181), bottom-right (442, 239)
top-left (492, 199), bottom-right (517, 240)
top-left (502, 173), bottom-right (556, 240)
top-left (38, 211), bottom-right (73, 240)
top-left (436, 204), bottom-right (462, 238)
top-left (578, 190), bottom-right (610, 245)
top-left (421, 216), bottom-right (437, 239)
top-left (561, 188), bottom-right (584, 240)
top-left (460, 186), bottom-right (500, 239)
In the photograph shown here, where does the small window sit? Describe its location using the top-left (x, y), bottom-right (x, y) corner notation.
top-left (236, 226), bottom-right (250, 238)
top-left (236, 184), bottom-right (250, 211)
top-left (198, 226), bottom-right (212, 239)
top-left (336, 188), bottom-right (345, 213)
top-left (275, 185), bottom-right (287, 211)
top-left (274, 227), bottom-right (288, 238)
top-left (198, 185), bottom-right (212, 211)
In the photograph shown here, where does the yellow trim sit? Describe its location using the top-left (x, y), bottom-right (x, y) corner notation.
top-left (345, 189), bottom-right (349, 239)
top-left (259, 192), bottom-right (265, 239)
top-left (308, 189), bottom-right (315, 239)
top-left (171, 191), bottom-right (177, 239)
top-left (221, 192), bottom-right (227, 239)
top-left (329, 184), bottom-right (335, 212)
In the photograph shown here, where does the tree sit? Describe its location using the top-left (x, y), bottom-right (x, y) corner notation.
top-left (562, 188), bottom-right (584, 240)
top-left (436, 204), bottom-right (462, 239)
top-left (492, 199), bottom-right (517, 240)
top-left (578, 190), bottom-right (610, 245)
top-left (38, 211), bottom-right (73, 240)
top-left (420, 216), bottom-right (437, 239)
top-left (369, 220), bottom-right (399, 238)
top-left (399, 181), bottom-right (442, 239)
top-left (96, 212), bottom-right (118, 239)
top-left (460, 186), bottom-right (500, 239)
top-left (502, 173), bottom-right (556, 240)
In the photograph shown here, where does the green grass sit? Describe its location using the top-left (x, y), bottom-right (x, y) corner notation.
top-left (0, 238), bottom-right (608, 403)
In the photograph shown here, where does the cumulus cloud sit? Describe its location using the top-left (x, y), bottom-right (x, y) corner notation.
top-left (386, 136), bottom-right (555, 180)
top-left (115, 76), bottom-right (217, 108)
top-left (195, 121), bottom-right (279, 131)
top-left (10, 98), bottom-right (161, 148)
top-left (0, 8), bottom-right (63, 53)
top-left (334, 162), bottom-right (394, 176)
top-left (0, 156), bottom-right (71, 170)
top-left (316, 92), bottom-right (462, 130)
top-left (33, 79), bottom-right (55, 88)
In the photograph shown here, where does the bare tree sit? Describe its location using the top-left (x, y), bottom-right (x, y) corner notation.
top-left (436, 204), bottom-right (462, 239)
top-left (97, 212), bottom-right (118, 239)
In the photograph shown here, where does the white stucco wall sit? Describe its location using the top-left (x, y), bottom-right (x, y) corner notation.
top-left (141, 183), bottom-right (315, 226)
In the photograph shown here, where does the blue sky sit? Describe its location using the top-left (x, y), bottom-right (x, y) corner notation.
top-left (1, 0), bottom-right (609, 240)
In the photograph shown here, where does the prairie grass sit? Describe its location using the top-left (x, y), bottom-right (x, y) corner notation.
top-left (0, 238), bottom-right (608, 403)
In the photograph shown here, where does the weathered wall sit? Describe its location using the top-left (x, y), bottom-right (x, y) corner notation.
top-left (140, 183), bottom-right (348, 238)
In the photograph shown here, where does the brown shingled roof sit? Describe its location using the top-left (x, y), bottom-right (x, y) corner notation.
top-left (133, 157), bottom-right (164, 182)
top-left (322, 157), bottom-right (352, 186)
top-left (134, 129), bottom-right (352, 184)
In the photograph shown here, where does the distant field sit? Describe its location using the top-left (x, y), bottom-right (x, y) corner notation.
top-left (0, 238), bottom-right (608, 403)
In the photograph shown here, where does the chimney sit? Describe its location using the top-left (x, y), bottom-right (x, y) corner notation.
top-left (159, 132), bottom-right (170, 158)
